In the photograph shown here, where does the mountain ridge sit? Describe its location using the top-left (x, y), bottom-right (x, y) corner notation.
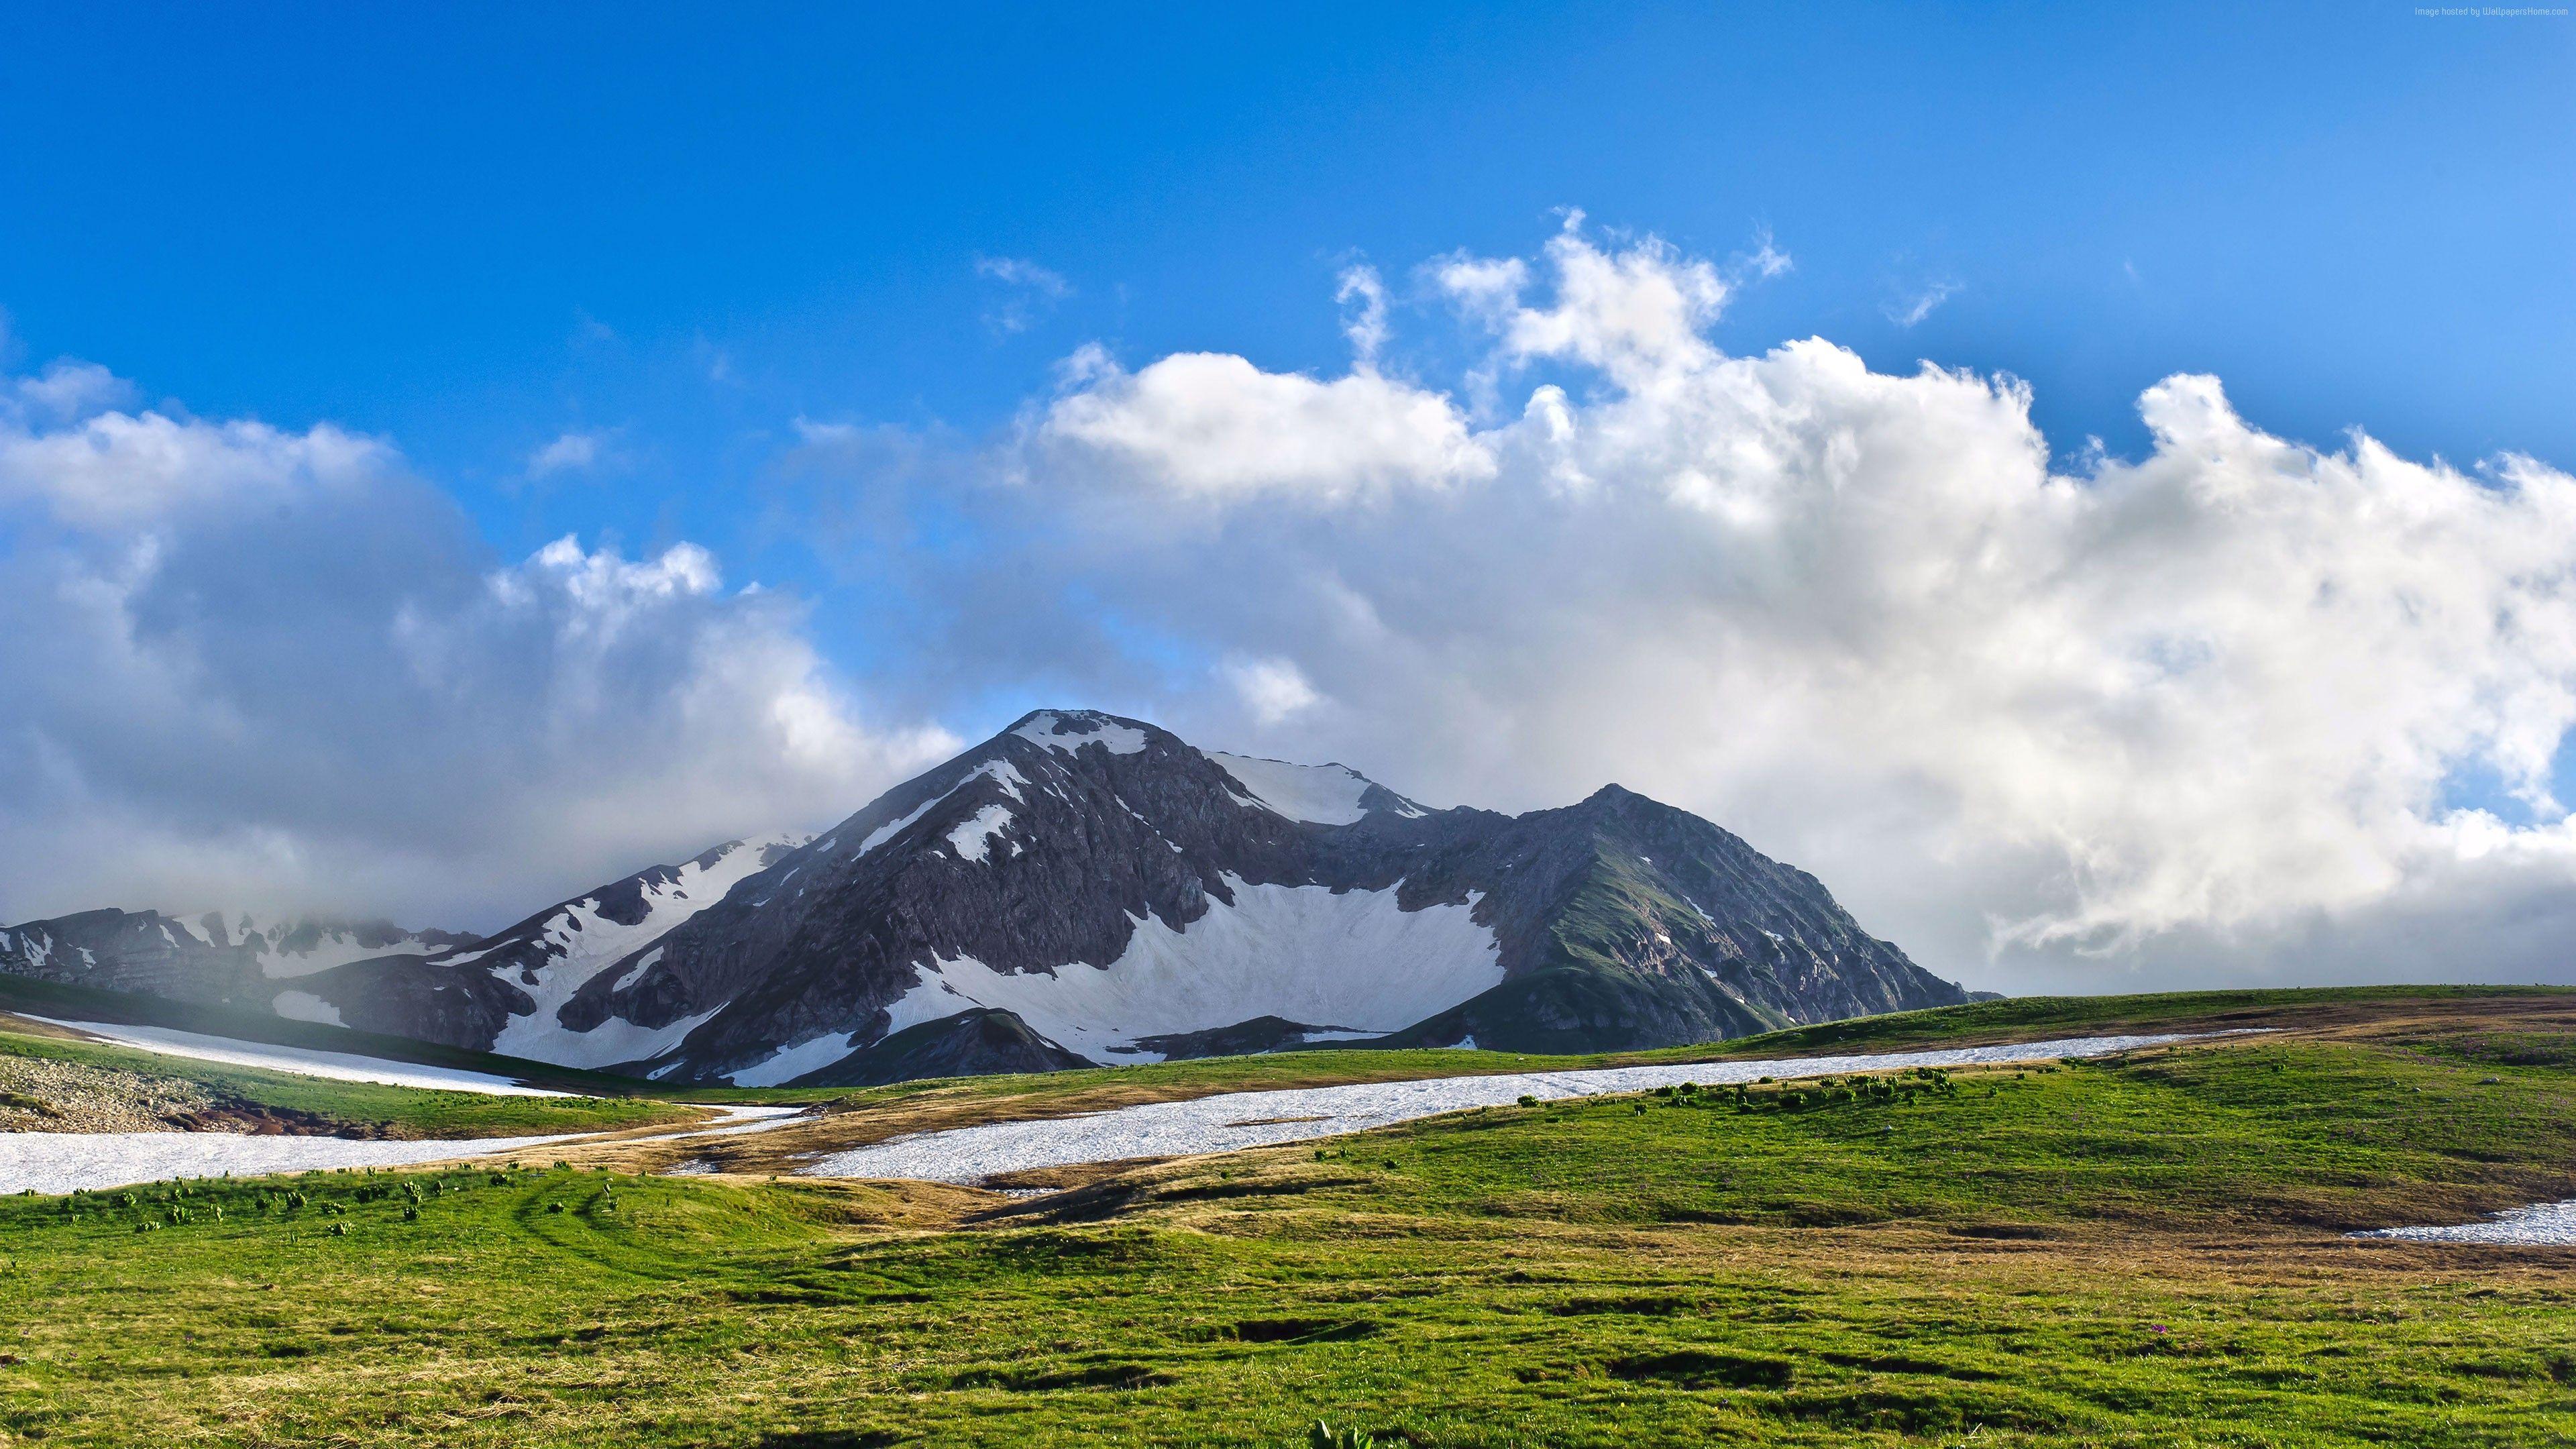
top-left (0, 709), bottom-right (1970, 1084)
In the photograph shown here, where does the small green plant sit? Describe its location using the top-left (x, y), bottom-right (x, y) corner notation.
top-left (1309, 1420), bottom-right (1373, 1449)
top-left (1516, 1094), bottom-right (1539, 1108)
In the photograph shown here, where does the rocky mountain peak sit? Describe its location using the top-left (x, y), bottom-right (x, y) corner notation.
top-left (0, 711), bottom-right (1970, 1086)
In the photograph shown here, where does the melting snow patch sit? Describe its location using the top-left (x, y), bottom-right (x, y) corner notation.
top-left (859, 794), bottom-right (943, 855)
top-left (526, 1006), bottom-right (722, 1073)
top-left (255, 928), bottom-right (424, 981)
top-left (2353, 1201), bottom-right (2576, 1246)
top-left (732, 1032), bottom-right (861, 1087)
top-left (877, 877), bottom-right (1500, 1063)
top-left (0, 1128), bottom-right (593, 1195)
top-left (947, 804), bottom-right (1015, 863)
top-left (961, 757), bottom-right (1031, 800)
top-left (0, 1104), bottom-right (808, 1195)
top-left (1014, 711), bottom-right (1148, 755)
top-left (489, 837), bottom-right (787, 1065)
top-left (28, 1018), bottom-right (566, 1096)
top-left (1206, 752), bottom-right (1374, 826)
top-left (804, 1032), bottom-right (2218, 1184)
top-left (269, 990), bottom-right (344, 1026)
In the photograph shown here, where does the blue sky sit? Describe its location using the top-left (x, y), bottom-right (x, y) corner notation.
top-left (5, 2), bottom-right (2569, 574)
top-left (3, 3), bottom-right (2575, 988)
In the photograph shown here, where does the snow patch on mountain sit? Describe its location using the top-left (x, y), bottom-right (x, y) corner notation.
top-left (963, 757), bottom-right (1030, 800)
top-left (490, 837), bottom-right (796, 1064)
top-left (270, 989), bottom-right (343, 1026)
top-left (1207, 752), bottom-right (1375, 826)
top-left (250, 924), bottom-right (439, 980)
top-left (882, 877), bottom-right (1501, 1063)
top-left (730, 1030), bottom-right (862, 1087)
top-left (539, 1005), bottom-right (724, 1071)
top-left (947, 805), bottom-right (1015, 863)
top-left (1013, 710), bottom-right (1148, 755)
top-left (858, 796), bottom-right (942, 854)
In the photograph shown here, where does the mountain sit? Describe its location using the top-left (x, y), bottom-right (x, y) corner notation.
top-left (0, 911), bottom-right (471, 1015)
top-left (0, 710), bottom-right (1968, 1083)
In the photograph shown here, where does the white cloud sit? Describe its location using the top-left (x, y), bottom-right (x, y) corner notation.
top-left (1441, 214), bottom-right (1729, 388)
top-left (1039, 350), bottom-right (1493, 503)
top-left (1224, 656), bottom-right (1323, 725)
top-left (526, 429), bottom-right (613, 478)
top-left (18, 218), bottom-right (2576, 1001)
top-left (1737, 228), bottom-right (1794, 281)
top-left (1886, 279), bottom-right (1961, 328)
top-left (0, 364), bottom-right (955, 928)
top-left (1336, 264), bottom-right (1390, 368)
top-left (974, 256), bottom-right (1074, 335)
top-left (876, 219), bottom-right (2576, 991)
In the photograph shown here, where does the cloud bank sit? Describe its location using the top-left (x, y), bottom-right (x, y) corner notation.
top-left (11, 216), bottom-right (2576, 996)
top-left (877, 218), bottom-right (2576, 991)
top-left (0, 370), bottom-right (954, 928)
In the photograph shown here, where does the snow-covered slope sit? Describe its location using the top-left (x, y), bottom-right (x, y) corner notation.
top-left (476, 835), bottom-right (806, 1067)
top-left (1208, 753), bottom-right (1379, 825)
top-left (738, 876), bottom-right (1503, 1077)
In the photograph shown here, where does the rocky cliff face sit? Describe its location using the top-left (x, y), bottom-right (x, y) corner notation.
top-left (0, 710), bottom-right (1968, 1083)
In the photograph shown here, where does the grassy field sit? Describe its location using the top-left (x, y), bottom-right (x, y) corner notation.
top-left (5, 987), bottom-right (2576, 1446)
top-left (0, 1021), bottom-right (694, 1139)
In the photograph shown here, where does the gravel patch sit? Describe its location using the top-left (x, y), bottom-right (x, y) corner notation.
top-left (802, 1032), bottom-right (2215, 1184)
top-left (0, 1055), bottom-right (217, 1133)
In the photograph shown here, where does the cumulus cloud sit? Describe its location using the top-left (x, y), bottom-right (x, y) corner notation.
top-left (17, 217), bottom-right (2576, 998)
top-left (865, 219), bottom-right (2576, 991)
top-left (0, 372), bottom-right (954, 929)
top-left (1037, 346), bottom-right (1493, 504)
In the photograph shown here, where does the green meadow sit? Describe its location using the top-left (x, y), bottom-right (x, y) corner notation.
top-left (4, 987), bottom-right (2575, 1446)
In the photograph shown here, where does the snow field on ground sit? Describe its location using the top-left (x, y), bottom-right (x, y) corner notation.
top-left (800, 1032), bottom-right (2213, 1183)
top-left (0, 1104), bottom-right (809, 1195)
top-left (2353, 1201), bottom-right (2576, 1245)
top-left (32, 1018), bottom-right (568, 1096)
top-left (0, 1128), bottom-right (594, 1196)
